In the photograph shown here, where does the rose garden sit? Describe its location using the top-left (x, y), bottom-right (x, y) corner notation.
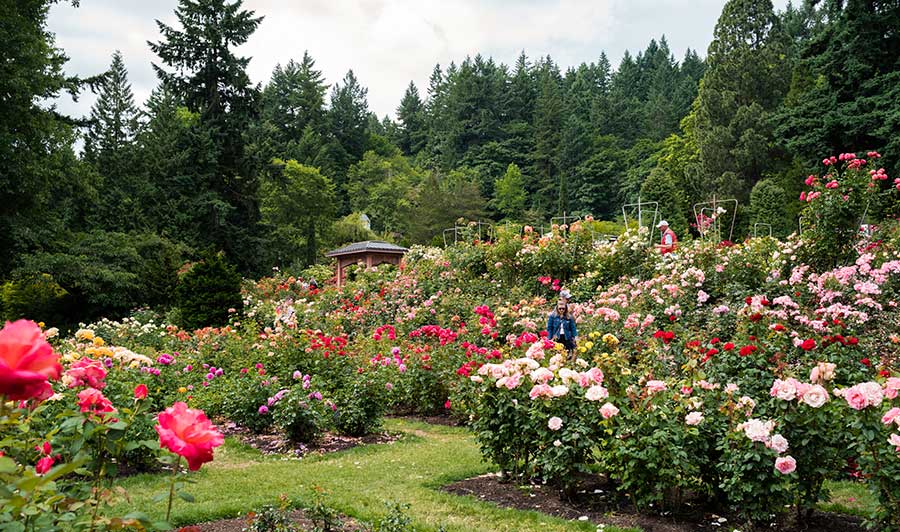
top-left (2, 153), bottom-right (900, 531)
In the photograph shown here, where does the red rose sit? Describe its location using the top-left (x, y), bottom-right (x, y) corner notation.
top-left (739, 345), bottom-right (758, 357)
top-left (0, 320), bottom-right (62, 401)
top-left (134, 384), bottom-right (148, 400)
top-left (723, 342), bottom-right (735, 351)
top-left (860, 357), bottom-right (871, 367)
top-left (800, 339), bottom-right (816, 351)
top-left (35, 455), bottom-right (55, 475)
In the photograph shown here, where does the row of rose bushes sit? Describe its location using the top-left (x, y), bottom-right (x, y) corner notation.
top-left (465, 335), bottom-right (900, 528)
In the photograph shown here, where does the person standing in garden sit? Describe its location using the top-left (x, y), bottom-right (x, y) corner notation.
top-left (656, 220), bottom-right (678, 255)
top-left (547, 299), bottom-right (577, 360)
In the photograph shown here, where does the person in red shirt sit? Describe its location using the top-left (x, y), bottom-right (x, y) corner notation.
top-left (656, 220), bottom-right (678, 254)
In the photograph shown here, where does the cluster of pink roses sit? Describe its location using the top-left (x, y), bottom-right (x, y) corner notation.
top-left (769, 378), bottom-right (830, 408)
top-left (737, 418), bottom-right (796, 474)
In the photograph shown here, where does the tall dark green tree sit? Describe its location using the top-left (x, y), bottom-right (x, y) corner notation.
top-left (149, 0), bottom-right (263, 272)
top-left (84, 50), bottom-right (144, 231)
top-left (396, 81), bottom-right (427, 157)
top-left (531, 59), bottom-right (564, 214)
top-left (326, 69), bottom-right (371, 211)
top-left (693, 0), bottom-right (790, 201)
top-left (0, 0), bottom-right (97, 276)
top-left (254, 52), bottom-right (328, 164)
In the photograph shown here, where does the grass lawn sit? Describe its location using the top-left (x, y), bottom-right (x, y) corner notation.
top-left (112, 418), bottom-right (629, 531)
top-left (111, 418), bottom-right (873, 531)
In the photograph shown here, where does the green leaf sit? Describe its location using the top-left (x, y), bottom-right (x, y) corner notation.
top-left (0, 457), bottom-right (17, 474)
top-left (177, 491), bottom-right (195, 502)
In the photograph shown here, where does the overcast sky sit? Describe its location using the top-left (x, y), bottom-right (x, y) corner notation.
top-left (48, 0), bottom-right (789, 120)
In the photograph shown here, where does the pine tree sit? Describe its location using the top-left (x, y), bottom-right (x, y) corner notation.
top-left (84, 51), bottom-right (142, 230)
top-left (693, 0), bottom-right (790, 201)
top-left (255, 52), bottom-right (328, 163)
top-left (531, 60), bottom-right (564, 215)
top-left (149, 0), bottom-right (264, 273)
top-left (396, 81), bottom-right (427, 157)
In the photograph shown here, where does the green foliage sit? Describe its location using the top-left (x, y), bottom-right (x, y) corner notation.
top-left (0, 274), bottom-right (71, 325)
top-left (748, 178), bottom-right (791, 237)
top-left (330, 378), bottom-right (387, 437)
top-left (175, 253), bottom-right (242, 330)
top-left (639, 167), bottom-right (688, 236)
top-left (492, 163), bottom-right (527, 220)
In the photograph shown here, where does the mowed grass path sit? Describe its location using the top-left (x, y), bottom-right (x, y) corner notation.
top-left (112, 418), bottom-right (625, 532)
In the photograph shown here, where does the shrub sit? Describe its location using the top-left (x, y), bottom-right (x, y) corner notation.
top-left (330, 377), bottom-right (387, 436)
top-left (273, 382), bottom-right (328, 443)
top-left (176, 252), bottom-right (242, 330)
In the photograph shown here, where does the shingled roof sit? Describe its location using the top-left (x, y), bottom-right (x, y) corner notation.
top-left (325, 240), bottom-right (408, 257)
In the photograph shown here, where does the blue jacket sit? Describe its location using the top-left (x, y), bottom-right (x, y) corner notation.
top-left (547, 313), bottom-right (577, 342)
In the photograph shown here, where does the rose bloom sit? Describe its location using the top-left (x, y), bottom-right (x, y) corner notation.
top-left (156, 402), bottom-right (224, 471)
top-left (775, 455), bottom-right (797, 474)
top-left (801, 384), bottom-right (829, 408)
top-left (882, 407), bottom-right (900, 426)
top-left (530, 367), bottom-right (554, 384)
top-left (550, 385), bottom-right (569, 398)
top-left (739, 418), bottom-right (773, 443)
top-left (767, 434), bottom-right (789, 453)
top-left (685, 411), bottom-right (703, 426)
top-left (770, 378), bottom-right (798, 401)
top-left (529, 383), bottom-right (553, 400)
top-left (600, 402), bottom-right (619, 419)
top-left (77, 388), bottom-right (116, 415)
top-left (35, 455), bottom-right (55, 475)
top-left (858, 381), bottom-right (884, 407)
top-left (548, 416), bottom-right (563, 431)
top-left (645, 380), bottom-right (667, 393)
top-left (889, 433), bottom-right (900, 452)
top-left (843, 386), bottom-right (869, 410)
top-left (0, 319), bottom-right (62, 401)
top-left (134, 384), bottom-right (148, 400)
top-left (584, 385), bottom-right (609, 401)
top-left (65, 358), bottom-right (107, 389)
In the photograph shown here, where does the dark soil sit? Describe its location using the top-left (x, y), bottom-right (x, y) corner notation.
top-left (218, 421), bottom-right (401, 457)
top-left (186, 509), bottom-right (366, 531)
top-left (442, 473), bottom-right (867, 532)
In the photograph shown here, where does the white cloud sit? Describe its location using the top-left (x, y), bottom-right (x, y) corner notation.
top-left (47, 0), bottom-right (789, 120)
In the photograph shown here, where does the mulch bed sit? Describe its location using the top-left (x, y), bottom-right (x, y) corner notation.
top-left (187, 509), bottom-right (367, 532)
top-left (218, 421), bottom-right (402, 457)
top-left (443, 473), bottom-right (867, 532)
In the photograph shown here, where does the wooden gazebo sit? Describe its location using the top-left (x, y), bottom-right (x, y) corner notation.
top-left (325, 241), bottom-right (408, 288)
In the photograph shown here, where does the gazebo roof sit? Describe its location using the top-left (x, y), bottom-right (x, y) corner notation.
top-left (325, 240), bottom-right (408, 258)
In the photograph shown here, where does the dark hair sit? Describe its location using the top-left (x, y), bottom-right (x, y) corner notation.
top-left (553, 300), bottom-right (569, 318)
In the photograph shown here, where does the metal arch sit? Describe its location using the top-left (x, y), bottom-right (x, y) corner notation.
top-left (753, 223), bottom-right (773, 238)
top-left (692, 198), bottom-right (739, 242)
top-left (622, 200), bottom-right (659, 244)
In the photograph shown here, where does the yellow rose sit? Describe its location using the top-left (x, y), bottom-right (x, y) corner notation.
top-left (584, 341), bottom-right (594, 350)
top-left (178, 387), bottom-right (187, 394)
top-left (38, 322), bottom-right (45, 328)
top-left (92, 337), bottom-right (105, 347)
top-left (578, 346), bottom-right (587, 353)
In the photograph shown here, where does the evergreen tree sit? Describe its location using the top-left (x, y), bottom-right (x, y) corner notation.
top-left (531, 59), bottom-right (564, 215)
top-left (84, 50), bottom-right (143, 231)
top-left (493, 163), bottom-right (527, 219)
top-left (748, 178), bottom-right (790, 237)
top-left (396, 81), bottom-right (427, 156)
top-left (255, 52), bottom-right (328, 163)
top-left (0, 0), bottom-right (96, 276)
top-left (693, 0), bottom-right (790, 201)
top-left (149, 0), bottom-right (263, 273)
top-left (639, 167), bottom-right (688, 236)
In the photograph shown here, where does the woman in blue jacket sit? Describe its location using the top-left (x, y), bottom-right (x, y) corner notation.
top-left (547, 299), bottom-right (577, 359)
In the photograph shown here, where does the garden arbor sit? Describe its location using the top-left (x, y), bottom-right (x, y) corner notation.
top-left (326, 241), bottom-right (408, 288)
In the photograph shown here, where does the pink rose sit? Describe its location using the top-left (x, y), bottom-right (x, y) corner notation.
top-left (0, 320), bottom-right (62, 401)
top-left (550, 385), bottom-right (569, 397)
top-left (685, 411), bottom-right (703, 426)
top-left (600, 402), bottom-right (619, 419)
top-left (844, 386), bottom-right (869, 410)
top-left (548, 416), bottom-right (563, 431)
top-left (739, 419), bottom-right (773, 443)
top-left (529, 384), bottom-right (553, 400)
top-left (775, 456), bottom-right (796, 474)
top-left (767, 434), bottom-right (789, 454)
top-left (801, 384), bottom-right (829, 408)
top-left (770, 378), bottom-right (797, 401)
top-left (584, 385), bottom-right (608, 402)
top-left (882, 407), bottom-right (900, 426)
top-left (646, 380), bottom-right (667, 394)
top-left (530, 367), bottom-right (554, 384)
top-left (156, 402), bottom-right (224, 471)
top-left (889, 433), bottom-right (900, 452)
